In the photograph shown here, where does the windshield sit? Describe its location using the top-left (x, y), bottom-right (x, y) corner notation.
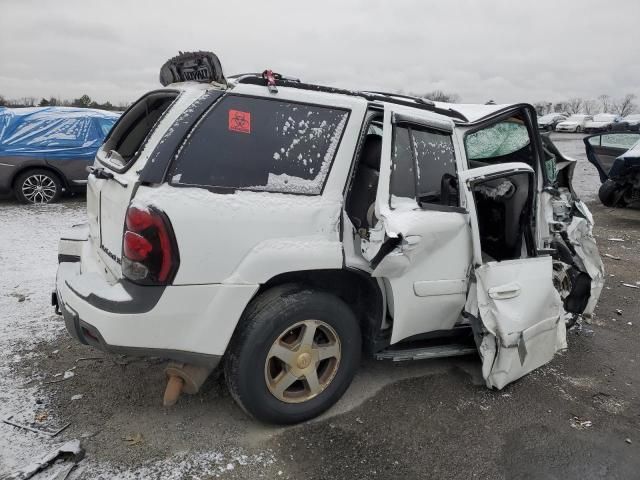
top-left (465, 119), bottom-right (530, 160)
top-left (625, 114), bottom-right (640, 121)
top-left (593, 114), bottom-right (615, 122)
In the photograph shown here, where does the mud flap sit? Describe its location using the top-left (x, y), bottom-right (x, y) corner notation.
top-left (467, 256), bottom-right (566, 390)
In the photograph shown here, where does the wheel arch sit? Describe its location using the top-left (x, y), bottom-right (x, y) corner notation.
top-left (11, 163), bottom-right (69, 191)
top-left (247, 268), bottom-right (387, 355)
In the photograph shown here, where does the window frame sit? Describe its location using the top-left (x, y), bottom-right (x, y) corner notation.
top-left (389, 120), bottom-right (464, 213)
top-left (98, 89), bottom-right (181, 173)
top-left (167, 93), bottom-right (351, 196)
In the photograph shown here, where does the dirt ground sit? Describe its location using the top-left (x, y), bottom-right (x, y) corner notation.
top-left (1, 134), bottom-right (639, 479)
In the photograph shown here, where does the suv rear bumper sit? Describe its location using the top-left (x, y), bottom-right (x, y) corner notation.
top-left (54, 226), bottom-right (258, 367)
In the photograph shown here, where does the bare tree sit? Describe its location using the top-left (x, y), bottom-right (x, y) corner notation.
top-left (613, 94), bottom-right (638, 117)
top-left (553, 102), bottom-right (568, 113)
top-left (565, 98), bottom-right (584, 115)
top-left (598, 94), bottom-right (611, 113)
top-left (0, 94), bottom-right (6, 106)
top-left (421, 90), bottom-right (460, 103)
top-left (534, 101), bottom-right (553, 116)
top-left (583, 99), bottom-right (598, 115)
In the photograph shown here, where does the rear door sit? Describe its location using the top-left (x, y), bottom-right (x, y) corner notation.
top-left (584, 132), bottom-right (640, 182)
top-left (363, 107), bottom-right (473, 344)
top-left (459, 164), bottom-right (565, 389)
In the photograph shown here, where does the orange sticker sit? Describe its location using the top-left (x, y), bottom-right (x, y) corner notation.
top-left (228, 110), bottom-right (251, 133)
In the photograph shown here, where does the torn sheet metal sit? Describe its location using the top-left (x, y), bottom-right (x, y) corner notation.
top-left (5, 439), bottom-right (84, 480)
top-left (565, 201), bottom-right (605, 317)
top-left (471, 256), bottom-right (566, 390)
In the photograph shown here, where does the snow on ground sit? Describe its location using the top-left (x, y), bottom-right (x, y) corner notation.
top-left (0, 199), bottom-right (85, 474)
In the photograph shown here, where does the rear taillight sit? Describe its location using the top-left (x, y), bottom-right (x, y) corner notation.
top-left (122, 204), bottom-right (179, 285)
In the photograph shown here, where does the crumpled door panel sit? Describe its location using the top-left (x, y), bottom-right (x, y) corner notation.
top-left (472, 256), bottom-right (566, 390)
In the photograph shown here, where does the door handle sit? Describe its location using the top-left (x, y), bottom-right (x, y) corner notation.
top-left (488, 282), bottom-right (521, 300)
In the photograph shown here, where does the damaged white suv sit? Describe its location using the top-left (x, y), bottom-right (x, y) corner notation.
top-left (53, 52), bottom-right (604, 424)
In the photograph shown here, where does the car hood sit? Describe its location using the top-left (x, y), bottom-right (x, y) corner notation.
top-left (557, 121), bottom-right (578, 127)
top-left (585, 121), bottom-right (610, 127)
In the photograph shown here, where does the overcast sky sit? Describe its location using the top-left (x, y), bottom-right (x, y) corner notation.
top-left (1, 0), bottom-right (639, 106)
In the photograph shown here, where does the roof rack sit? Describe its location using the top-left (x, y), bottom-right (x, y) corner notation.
top-left (235, 75), bottom-right (467, 122)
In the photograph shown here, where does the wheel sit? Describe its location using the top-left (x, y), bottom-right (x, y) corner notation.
top-left (575, 126), bottom-right (582, 133)
top-left (13, 169), bottom-right (63, 204)
top-left (224, 284), bottom-right (361, 424)
top-left (598, 180), bottom-right (626, 207)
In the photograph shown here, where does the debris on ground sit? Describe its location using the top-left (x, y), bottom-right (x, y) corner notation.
top-left (569, 416), bottom-right (593, 430)
top-left (616, 309), bottom-right (623, 315)
top-left (3, 412), bottom-right (71, 437)
top-left (123, 433), bottom-right (145, 446)
top-left (4, 439), bottom-right (84, 480)
top-left (71, 394), bottom-right (83, 401)
top-left (607, 238), bottom-right (625, 242)
top-left (603, 253), bottom-right (621, 260)
top-left (626, 438), bottom-right (633, 444)
top-left (621, 283), bottom-right (639, 289)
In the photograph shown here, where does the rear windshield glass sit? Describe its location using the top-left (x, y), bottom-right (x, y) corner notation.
top-left (100, 91), bottom-right (178, 171)
top-left (168, 95), bottom-right (349, 195)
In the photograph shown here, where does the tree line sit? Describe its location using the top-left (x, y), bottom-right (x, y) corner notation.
top-left (0, 94), bottom-right (129, 111)
top-left (534, 94), bottom-right (638, 117)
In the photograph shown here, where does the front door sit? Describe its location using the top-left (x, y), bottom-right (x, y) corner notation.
top-left (362, 107), bottom-right (473, 344)
top-left (459, 163), bottom-right (566, 389)
top-left (584, 132), bottom-right (640, 182)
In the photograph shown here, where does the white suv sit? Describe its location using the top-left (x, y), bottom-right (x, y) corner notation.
top-left (53, 52), bottom-right (604, 424)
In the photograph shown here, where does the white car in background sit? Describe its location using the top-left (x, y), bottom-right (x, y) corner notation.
top-left (622, 113), bottom-right (640, 131)
top-left (537, 113), bottom-right (566, 131)
top-left (555, 114), bottom-right (593, 133)
top-left (584, 113), bottom-right (623, 133)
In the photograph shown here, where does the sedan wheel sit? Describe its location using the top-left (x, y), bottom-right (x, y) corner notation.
top-left (14, 169), bottom-right (63, 204)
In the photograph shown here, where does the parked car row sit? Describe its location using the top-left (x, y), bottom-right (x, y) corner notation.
top-left (0, 106), bottom-right (119, 203)
top-left (539, 112), bottom-right (640, 133)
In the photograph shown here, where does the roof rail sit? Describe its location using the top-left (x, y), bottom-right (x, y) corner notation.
top-left (235, 75), bottom-right (467, 121)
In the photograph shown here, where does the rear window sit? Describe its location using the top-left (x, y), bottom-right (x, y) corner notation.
top-left (100, 91), bottom-right (178, 171)
top-left (168, 95), bottom-right (349, 195)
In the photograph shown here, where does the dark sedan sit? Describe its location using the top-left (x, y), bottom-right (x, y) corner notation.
top-left (0, 106), bottom-right (119, 203)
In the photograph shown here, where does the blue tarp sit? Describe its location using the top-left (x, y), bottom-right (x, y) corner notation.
top-left (0, 106), bottom-right (120, 159)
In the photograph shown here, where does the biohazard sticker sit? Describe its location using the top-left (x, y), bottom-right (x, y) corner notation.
top-left (228, 110), bottom-right (251, 133)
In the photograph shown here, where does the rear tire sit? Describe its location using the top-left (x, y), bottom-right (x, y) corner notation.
top-left (598, 180), bottom-right (625, 207)
top-left (13, 169), bottom-right (63, 204)
top-left (575, 126), bottom-right (582, 133)
top-left (224, 284), bottom-right (361, 424)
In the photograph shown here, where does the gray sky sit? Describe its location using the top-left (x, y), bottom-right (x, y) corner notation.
top-left (1, 0), bottom-right (639, 106)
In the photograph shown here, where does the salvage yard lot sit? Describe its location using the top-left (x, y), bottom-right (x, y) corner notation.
top-left (1, 134), bottom-right (639, 479)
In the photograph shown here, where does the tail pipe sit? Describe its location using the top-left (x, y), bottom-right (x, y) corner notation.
top-left (163, 362), bottom-right (213, 406)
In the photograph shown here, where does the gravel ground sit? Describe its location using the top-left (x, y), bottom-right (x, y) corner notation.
top-left (1, 134), bottom-right (638, 479)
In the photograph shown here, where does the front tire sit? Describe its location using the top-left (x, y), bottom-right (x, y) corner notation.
top-left (598, 180), bottom-right (625, 207)
top-left (13, 169), bottom-right (63, 204)
top-left (575, 126), bottom-right (582, 133)
top-left (225, 284), bottom-right (361, 424)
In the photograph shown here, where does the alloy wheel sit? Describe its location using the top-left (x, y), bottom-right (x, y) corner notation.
top-left (265, 319), bottom-right (341, 403)
top-left (21, 174), bottom-right (57, 203)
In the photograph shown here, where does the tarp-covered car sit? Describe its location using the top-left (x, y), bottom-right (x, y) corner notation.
top-left (585, 131), bottom-right (640, 207)
top-left (53, 52), bottom-right (604, 424)
top-left (0, 106), bottom-right (119, 203)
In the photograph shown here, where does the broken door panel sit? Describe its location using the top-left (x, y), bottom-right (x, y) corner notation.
top-left (474, 257), bottom-right (565, 389)
top-left (459, 164), bottom-right (565, 389)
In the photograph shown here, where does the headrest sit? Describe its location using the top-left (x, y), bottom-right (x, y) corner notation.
top-left (361, 134), bottom-right (382, 170)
